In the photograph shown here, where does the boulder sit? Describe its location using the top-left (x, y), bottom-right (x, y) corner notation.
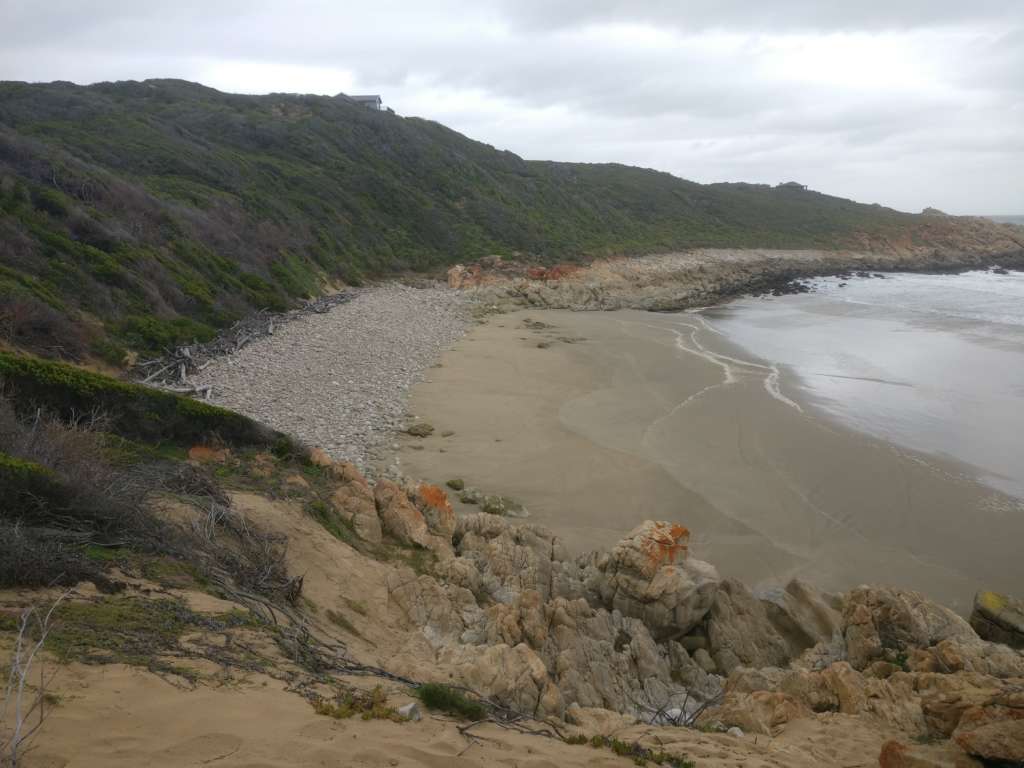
top-left (843, 586), bottom-right (978, 670)
top-left (308, 447), bottom-right (333, 467)
top-left (879, 739), bottom-right (983, 768)
top-left (706, 691), bottom-right (809, 735)
top-left (726, 662), bottom-right (926, 733)
top-left (758, 578), bottom-right (843, 657)
top-left (454, 514), bottom-right (577, 603)
top-left (374, 479), bottom-right (450, 554)
top-left (924, 638), bottom-right (1024, 679)
top-left (385, 568), bottom-right (481, 645)
top-left (415, 483), bottom-right (456, 540)
top-left (707, 578), bottom-right (791, 674)
top-left (438, 641), bottom-right (564, 718)
top-left (593, 521), bottom-right (719, 640)
top-left (328, 461), bottom-right (382, 544)
top-left (953, 704), bottom-right (1024, 764)
top-left (970, 590), bottom-right (1024, 650)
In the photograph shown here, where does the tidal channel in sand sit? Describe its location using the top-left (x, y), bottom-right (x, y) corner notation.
top-left (396, 289), bottom-right (1024, 614)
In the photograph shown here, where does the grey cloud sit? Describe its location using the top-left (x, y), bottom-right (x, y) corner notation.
top-left (0, 1), bottom-right (1021, 213)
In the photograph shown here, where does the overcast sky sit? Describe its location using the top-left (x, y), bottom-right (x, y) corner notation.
top-left (2, 1), bottom-right (1022, 214)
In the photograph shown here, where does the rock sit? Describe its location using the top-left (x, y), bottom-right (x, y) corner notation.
top-left (415, 483), bottom-right (456, 540)
top-left (446, 478), bottom-right (465, 491)
top-left (441, 430), bottom-right (455, 437)
top-left (879, 739), bottom-right (983, 768)
top-left (374, 479), bottom-right (450, 554)
top-left (454, 514), bottom-right (573, 603)
top-left (707, 691), bottom-right (810, 735)
top-left (708, 579), bottom-right (791, 675)
top-left (385, 568), bottom-right (481, 645)
top-left (925, 637), bottom-right (1024, 678)
top-left (565, 704), bottom-right (637, 736)
top-left (438, 641), bottom-right (564, 718)
top-left (693, 648), bottom-right (717, 674)
top-left (328, 462), bottom-right (382, 544)
top-left (397, 702), bottom-right (421, 721)
top-left (188, 444), bottom-right (231, 463)
top-left (843, 586), bottom-right (978, 670)
top-left (308, 447), bottom-right (333, 467)
top-left (917, 671), bottom-right (1004, 737)
top-left (953, 704), bottom-right (1024, 764)
top-left (970, 590), bottom-right (1024, 650)
top-left (481, 494), bottom-right (527, 517)
top-left (594, 521), bottom-right (719, 640)
top-left (758, 578), bottom-right (843, 658)
top-left (679, 634), bottom-right (708, 652)
top-left (726, 726), bottom-right (744, 738)
top-left (406, 422), bottom-right (435, 438)
top-left (283, 473), bottom-right (310, 490)
top-left (459, 488), bottom-right (481, 505)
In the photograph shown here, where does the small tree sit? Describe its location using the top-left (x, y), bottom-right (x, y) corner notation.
top-left (1, 592), bottom-right (68, 767)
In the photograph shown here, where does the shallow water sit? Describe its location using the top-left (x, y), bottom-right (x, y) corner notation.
top-left (704, 270), bottom-right (1024, 498)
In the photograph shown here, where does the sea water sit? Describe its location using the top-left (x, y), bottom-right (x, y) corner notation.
top-left (702, 270), bottom-right (1024, 498)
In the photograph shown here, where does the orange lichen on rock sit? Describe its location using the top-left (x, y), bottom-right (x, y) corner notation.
top-left (417, 483), bottom-right (453, 513)
top-left (641, 522), bottom-right (690, 569)
top-left (415, 483), bottom-right (456, 540)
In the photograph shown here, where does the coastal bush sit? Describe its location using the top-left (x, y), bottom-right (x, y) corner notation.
top-left (0, 79), bottom-right (966, 361)
top-left (415, 683), bottom-right (488, 721)
top-left (0, 350), bottom-right (302, 452)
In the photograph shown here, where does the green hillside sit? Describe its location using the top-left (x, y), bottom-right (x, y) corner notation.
top-left (0, 78), bottom-right (986, 361)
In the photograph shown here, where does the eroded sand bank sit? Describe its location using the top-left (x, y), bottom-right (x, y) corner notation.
top-left (396, 308), bottom-right (1024, 613)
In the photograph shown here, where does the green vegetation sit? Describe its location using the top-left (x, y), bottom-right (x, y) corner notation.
top-left (313, 686), bottom-right (405, 722)
top-left (416, 682), bottom-right (488, 720)
top-left (0, 78), bottom-right (954, 361)
top-left (44, 596), bottom-right (250, 667)
top-left (587, 735), bottom-right (696, 768)
top-left (0, 350), bottom-right (300, 451)
top-left (305, 499), bottom-right (357, 545)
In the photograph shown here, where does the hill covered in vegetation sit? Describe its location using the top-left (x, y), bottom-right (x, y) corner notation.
top-left (0, 78), bottom-right (1019, 362)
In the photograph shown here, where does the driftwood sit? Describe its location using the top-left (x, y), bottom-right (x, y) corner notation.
top-left (131, 292), bottom-right (354, 392)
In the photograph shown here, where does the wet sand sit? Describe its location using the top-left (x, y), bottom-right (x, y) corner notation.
top-left (395, 308), bottom-right (1024, 613)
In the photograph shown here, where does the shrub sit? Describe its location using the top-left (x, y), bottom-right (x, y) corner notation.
top-left (415, 683), bottom-right (487, 721)
top-left (0, 350), bottom-right (301, 451)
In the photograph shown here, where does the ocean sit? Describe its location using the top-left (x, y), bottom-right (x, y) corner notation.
top-left (704, 269), bottom-right (1024, 499)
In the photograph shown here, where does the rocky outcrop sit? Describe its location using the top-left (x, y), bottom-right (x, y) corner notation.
top-left (843, 586), bottom-right (977, 671)
top-left (327, 460), bottom-right (383, 544)
top-left (970, 590), bottom-right (1024, 650)
top-left (591, 521), bottom-right (720, 640)
top-left (707, 579), bottom-right (791, 674)
top-left (879, 739), bottom-right (982, 768)
top-left (456, 246), bottom-right (1024, 314)
top-left (953, 702), bottom-right (1024, 765)
top-left (705, 583), bottom-right (1024, 753)
top-left (758, 579), bottom-right (843, 658)
top-left (374, 479), bottom-right (451, 555)
top-left (383, 514), bottom-right (731, 719)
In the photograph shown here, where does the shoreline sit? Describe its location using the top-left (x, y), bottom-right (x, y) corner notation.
top-left (457, 246), bottom-right (1024, 314)
top-left (395, 305), bottom-right (1024, 614)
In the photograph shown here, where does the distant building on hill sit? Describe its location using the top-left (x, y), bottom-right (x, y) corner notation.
top-left (777, 181), bottom-right (808, 190)
top-left (346, 94), bottom-right (383, 110)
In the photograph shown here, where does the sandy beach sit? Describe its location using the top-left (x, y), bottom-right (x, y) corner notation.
top-left (397, 307), bottom-right (1024, 613)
